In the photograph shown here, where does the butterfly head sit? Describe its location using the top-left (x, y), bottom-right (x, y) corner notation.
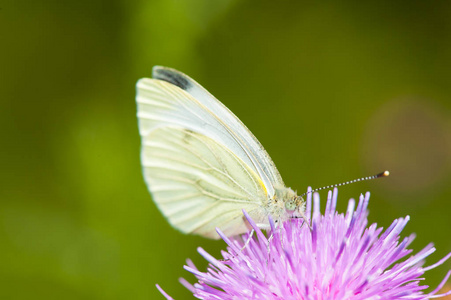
top-left (286, 194), bottom-right (305, 211)
top-left (275, 186), bottom-right (306, 218)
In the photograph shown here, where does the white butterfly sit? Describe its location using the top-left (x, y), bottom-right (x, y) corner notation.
top-left (136, 66), bottom-right (305, 239)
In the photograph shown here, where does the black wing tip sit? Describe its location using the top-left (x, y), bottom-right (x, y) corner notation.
top-left (152, 66), bottom-right (191, 91)
top-left (152, 65), bottom-right (166, 76)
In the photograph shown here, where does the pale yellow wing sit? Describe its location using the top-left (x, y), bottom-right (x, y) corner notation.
top-left (141, 126), bottom-right (268, 239)
top-left (137, 66), bottom-right (285, 197)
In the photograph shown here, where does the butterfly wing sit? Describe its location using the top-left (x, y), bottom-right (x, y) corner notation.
top-left (141, 126), bottom-right (267, 239)
top-left (136, 67), bottom-right (284, 238)
top-left (140, 66), bottom-right (285, 196)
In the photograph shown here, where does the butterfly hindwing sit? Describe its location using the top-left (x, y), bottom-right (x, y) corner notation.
top-left (141, 126), bottom-right (267, 238)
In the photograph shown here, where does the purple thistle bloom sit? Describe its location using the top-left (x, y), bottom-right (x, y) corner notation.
top-left (158, 188), bottom-right (451, 299)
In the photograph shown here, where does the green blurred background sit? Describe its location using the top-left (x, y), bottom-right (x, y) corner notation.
top-left (1, 0), bottom-right (450, 299)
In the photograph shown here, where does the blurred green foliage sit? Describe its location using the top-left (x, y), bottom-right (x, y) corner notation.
top-left (1, 0), bottom-right (450, 299)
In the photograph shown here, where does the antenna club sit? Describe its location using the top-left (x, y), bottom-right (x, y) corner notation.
top-left (376, 170), bottom-right (390, 178)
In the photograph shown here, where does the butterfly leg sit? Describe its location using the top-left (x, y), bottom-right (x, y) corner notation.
top-left (240, 222), bottom-right (271, 252)
top-left (299, 209), bottom-right (313, 231)
top-left (240, 228), bottom-right (255, 252)
top-left (255, 222), bottom-right (276, 274)
top-left (290, 213), bottom-right (312, 231)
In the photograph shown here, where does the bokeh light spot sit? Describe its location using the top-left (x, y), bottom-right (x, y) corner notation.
top-left (362, 98), bottom-right (450, 197)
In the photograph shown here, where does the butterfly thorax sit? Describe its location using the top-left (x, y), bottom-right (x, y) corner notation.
top-left (269, 186), bottom-right (306, 222)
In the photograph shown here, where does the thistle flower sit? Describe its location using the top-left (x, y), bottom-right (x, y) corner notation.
top-left (158, 188), bottom-right (451, 299)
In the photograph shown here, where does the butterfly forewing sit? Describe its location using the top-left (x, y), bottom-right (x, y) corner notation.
top-left (147, 66), bottom-right (285, 195)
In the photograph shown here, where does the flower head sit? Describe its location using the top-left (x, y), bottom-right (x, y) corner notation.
top-left (159, 188), bottom-right (451, 299)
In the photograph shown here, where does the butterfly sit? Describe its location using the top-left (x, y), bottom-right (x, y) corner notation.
top-left (136, 66), bottom-right (305, 239)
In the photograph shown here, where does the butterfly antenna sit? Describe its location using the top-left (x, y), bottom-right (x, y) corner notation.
top-left (299, 170), bottom-right (389, 198)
